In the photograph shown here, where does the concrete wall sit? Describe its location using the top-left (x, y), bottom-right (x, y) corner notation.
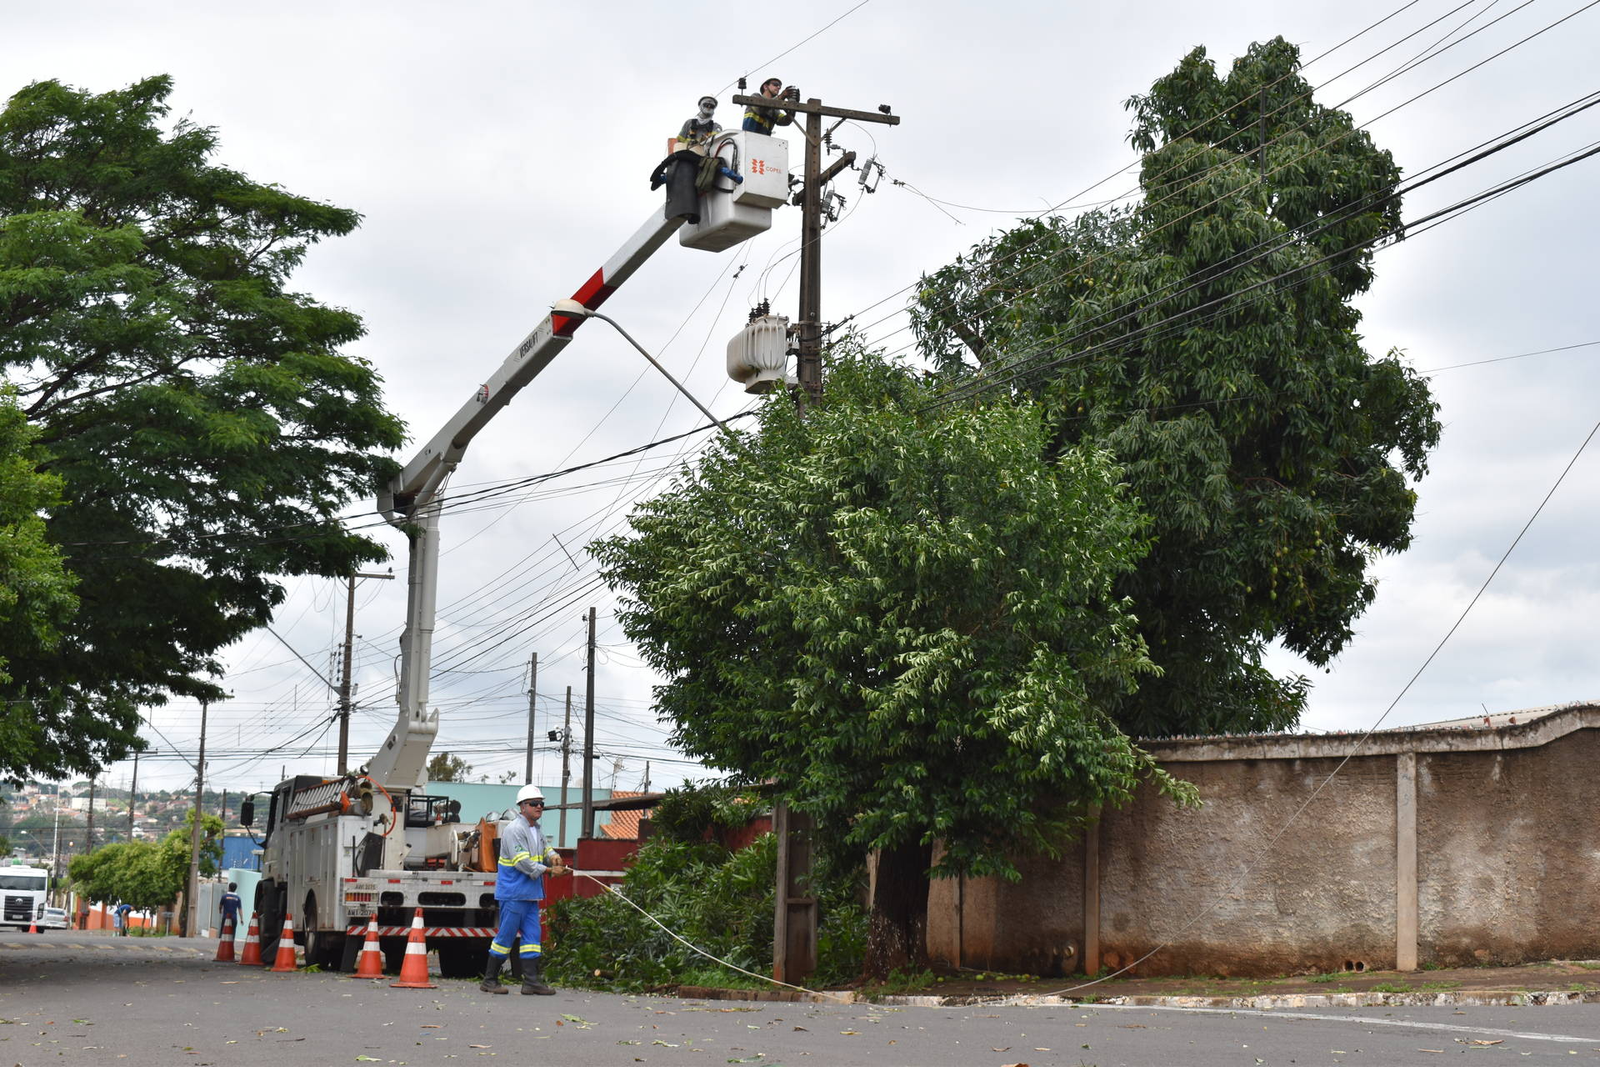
top-left (926, 702), bottom-right (1600, 977)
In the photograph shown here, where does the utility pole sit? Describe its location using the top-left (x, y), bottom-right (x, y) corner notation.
top-left (559, 686), bottom-right (573, 850)
top-left (731, 88), bottom-right (897, 987)
top-left (184, 698), bottom-right (209, 938)
top-left (524, 652), bottom-right (538, 783)
top-left (127, 750), bottom-right (138, 839)
top-left (581, 607), bottom-right (597, 840)
top-left (338, 570), bottom-right (394, 775)
top-left (85, 777), bottom-right (95, 853)
top-left (732, 90), bottom-right (898, 409)
top-left (50, 807), bottom-right (60, 906)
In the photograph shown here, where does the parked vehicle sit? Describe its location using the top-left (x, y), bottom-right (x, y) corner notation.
top-left (0, 865), bottom-right (50, 931)
top-left (32, 905), bottom-right (68, 931)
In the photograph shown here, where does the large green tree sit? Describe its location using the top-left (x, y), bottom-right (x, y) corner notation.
top-left (911, 37), bottom-right (1440, 736)
top-left (0, 76), bottom-right (406, 781)
top-left (0, 392), bottom-right (76, 691)
top-left (595, 354), bottom-right (1196, 976)
top-left (68, 809), bottom-right (223, 912)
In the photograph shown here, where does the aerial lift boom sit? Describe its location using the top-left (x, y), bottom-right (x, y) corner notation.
top-left (370, 206), bottom-right (687, 791)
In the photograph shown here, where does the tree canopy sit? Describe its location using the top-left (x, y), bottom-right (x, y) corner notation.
top-left (0, 393), bottom-right (76, 693)
top-left (426, 751), bottom-right (473, 783)
top-left (596, 353), bottom-right (1196, 973)
top-left (0, 75), bottom-right (406, 781)
top-left (910, 37), bottom-right (1440, 736)
top-left (68, 809), bottom-right (223, 911)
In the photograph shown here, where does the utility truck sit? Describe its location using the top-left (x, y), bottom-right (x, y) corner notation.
top-left (242, 130), bottom-right (793, 973)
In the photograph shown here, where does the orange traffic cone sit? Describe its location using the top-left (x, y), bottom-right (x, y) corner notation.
top-left (268, 913), bottom-right (299, 973)
top-left (238, 911), bottom-right (263, 966)
top-left (389, 908), bottom-right (435, 989)
top-left (214, 915), bottom-right (236, 962)
top-left (28, 918), bottom-right (38, 934)
top-left (351, 916), bottom-right (384, 979)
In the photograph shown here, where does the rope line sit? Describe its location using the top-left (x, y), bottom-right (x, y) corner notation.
top-left (574, 871), bottom-right (851, 1003)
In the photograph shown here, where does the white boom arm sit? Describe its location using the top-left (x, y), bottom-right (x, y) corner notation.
top-left (367, 206), bottom-right (686, 791)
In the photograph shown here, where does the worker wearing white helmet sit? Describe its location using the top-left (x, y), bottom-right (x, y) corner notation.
top-left (480, 783), bottom-right (567, 996)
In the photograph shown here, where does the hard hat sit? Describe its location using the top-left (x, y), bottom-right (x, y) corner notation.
top-left (516, 784), bottom-right (545, 805)
top-left (698, 95), bottom-right (717, 108)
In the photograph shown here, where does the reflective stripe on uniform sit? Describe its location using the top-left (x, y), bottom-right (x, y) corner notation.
top-left (489, 941), bottom-right (512, 956)
top-left (518, 942), bottom-right (541, 955)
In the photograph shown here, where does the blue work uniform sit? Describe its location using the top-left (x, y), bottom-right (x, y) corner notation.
top-left (219, 892), bottom-right (242, 926)
top-left (488, 816), bottom-right (561, 963)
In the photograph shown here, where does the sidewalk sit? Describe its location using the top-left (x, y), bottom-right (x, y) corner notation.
top-left (678, 959), bottom-right (1600, 1009)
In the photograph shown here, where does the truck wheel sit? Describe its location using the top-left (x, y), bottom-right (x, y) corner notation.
top-left (301, 893), bottom-right (345, 970)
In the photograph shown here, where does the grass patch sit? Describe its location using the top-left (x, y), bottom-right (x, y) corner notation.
top-left (677, 965), bottom-right (770, 991)
top-left (861, 967), bottom-right (936, 999)
top-left (1369, 982), bottom-right (1408, 993)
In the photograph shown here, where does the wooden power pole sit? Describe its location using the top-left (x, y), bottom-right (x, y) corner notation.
top-left (184, 698), bottom-right (208, 938)
top-left (581, 607), bottom-right (597, 840)
top-left (558, 686), bottom-right (573, 849)
top-left (338, 570), bottom-right (394, 775)
top-left (731, 91), bottom-right (898, 408)
top-left (524, 652), bottom-right (538, 783)
top-left (731, 88), bottom-right (899, 986)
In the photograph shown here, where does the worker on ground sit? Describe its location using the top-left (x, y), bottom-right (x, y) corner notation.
top-left (742, 77), bottom-right (795, 134)
top-left (480, 784), bottom-right (567, 996)
top-left (218, 882), bottom-right (242, 936)
top-left (653, 95), bottom-right (723, 224)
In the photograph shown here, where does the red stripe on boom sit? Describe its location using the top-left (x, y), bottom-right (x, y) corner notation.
top-left (552, 269), bottom-right (617, 337)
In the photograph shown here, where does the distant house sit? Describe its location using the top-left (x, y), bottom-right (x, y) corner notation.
top-left (598, 791), bottom-right (646, 840)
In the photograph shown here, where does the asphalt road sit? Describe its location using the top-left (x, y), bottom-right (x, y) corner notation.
top-left (4, 932), bottom-right (1600, 1066)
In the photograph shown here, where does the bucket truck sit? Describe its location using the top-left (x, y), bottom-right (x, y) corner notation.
top-left (240, 132), bottom-right (789, 974)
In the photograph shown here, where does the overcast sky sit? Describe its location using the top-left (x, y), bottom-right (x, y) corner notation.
top-left (10, 0), bottom-right (1599, 796)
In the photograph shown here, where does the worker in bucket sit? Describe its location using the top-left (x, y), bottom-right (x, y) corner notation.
top-left (742, 77), bottom-right (795, 134)
top-left (675, 95), bottom-right (722, 151)
top-left (653, 95), bottom-right (723, 224)
top-left (480, 784), bottom-right (567, 996)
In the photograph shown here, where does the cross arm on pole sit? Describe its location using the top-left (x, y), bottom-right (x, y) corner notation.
top-left (731, 95), bottom-right (900, 126)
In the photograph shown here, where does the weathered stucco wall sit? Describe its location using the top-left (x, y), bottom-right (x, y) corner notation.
top-left (927, 703), bottom-right (1600, 978)
top-left (1097, 754), bottom-right (1398, 977)
top-left (1417, 730), bottom-right (1600, 966)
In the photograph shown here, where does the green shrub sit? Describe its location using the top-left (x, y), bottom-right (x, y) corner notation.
top-left (546, 830), bottom-right (866, 991)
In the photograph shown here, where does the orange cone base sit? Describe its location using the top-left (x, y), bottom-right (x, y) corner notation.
top-left (214, 917), bottom-right (236, 962)
top-left (268, 914), bottom-right (299, 973)
top-left (351, 919), bottom-right (385, 980)
top-left (238, 912), bottom-right (263, 967)
top-left (390, 908), bottom-right (435, 989)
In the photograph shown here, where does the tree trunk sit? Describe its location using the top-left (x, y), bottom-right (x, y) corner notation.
top-left (863, 839), bottom-right (932, 980)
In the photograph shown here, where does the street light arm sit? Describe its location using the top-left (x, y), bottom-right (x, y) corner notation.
top-left (551, 303), bottom-right (741, 447)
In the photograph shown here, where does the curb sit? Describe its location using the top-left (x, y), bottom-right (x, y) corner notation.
top-left (677, 985), bottom-right (1600, 1009)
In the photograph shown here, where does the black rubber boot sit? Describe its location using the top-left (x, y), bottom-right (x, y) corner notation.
top-left (520, 958), bottom-right (556, 996)
top-left (479, 954), bottom-right (509, 994)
